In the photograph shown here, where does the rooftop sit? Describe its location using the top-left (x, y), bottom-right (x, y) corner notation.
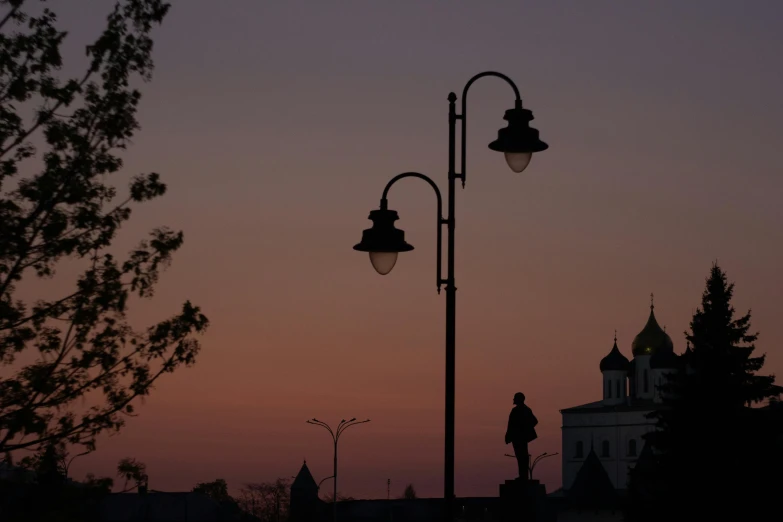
top-left (560, 399), bottom-right (659, 414)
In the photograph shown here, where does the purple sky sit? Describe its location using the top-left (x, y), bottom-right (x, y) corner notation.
top-left (30, 0), bottom-right (783, 498)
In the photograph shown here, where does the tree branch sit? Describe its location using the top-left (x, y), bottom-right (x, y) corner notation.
top-left (0, 1), bottom-right (21, 32)
top-left (0, 349), bottom-right (179, 452)
top-left (0, 68), bottom-right (93, 160)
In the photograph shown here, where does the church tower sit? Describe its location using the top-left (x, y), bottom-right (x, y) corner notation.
top-left (629, 295), bottom-right (674, 401)
top-left (290, 460), bottom-right (323, 522)
top-left (600, 333), bottom-right (629, 406)
top-left (561, 295), bottom-right (685, 494)
top-left (650, 338), bottom-right (680, 403)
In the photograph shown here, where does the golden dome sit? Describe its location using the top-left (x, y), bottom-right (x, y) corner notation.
top-left (632, 305), bottom-right (674, 357)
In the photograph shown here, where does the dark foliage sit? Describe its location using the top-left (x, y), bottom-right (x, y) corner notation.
top-left (0, 443), bottom-right (113, 521)
top-left (238, 478), bottom-right (292, 521)
top-left (193, 478), bottom-right (250, 519)
top-left (322, 490), bottom-right (355, 502)
top-left (627, 263), bottom-right (783, 521)
top-left (193, 478), bottom-right (231, 503)
top-left (116, 456), bottom-right (147, 492)
top-left (0, 0), bottom-right (208, 461)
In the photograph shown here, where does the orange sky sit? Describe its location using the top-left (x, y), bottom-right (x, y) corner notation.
top-left (11, 0), bottom-right (783, 499)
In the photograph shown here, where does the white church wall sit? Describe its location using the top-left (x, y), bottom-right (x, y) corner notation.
top-left (633, 355), bottom-right (654, 399)
top-left (602, 370), bottom-right (627, 406)
top-left (562, 410), bottom-right (655, 490)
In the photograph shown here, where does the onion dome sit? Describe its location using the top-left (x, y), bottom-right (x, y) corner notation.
top-left (600, 333), bottom-right (630, 372)
top-left (631, 298), bottom-right (674, 357)
top-left (650, 349), bottom-right (679, 369)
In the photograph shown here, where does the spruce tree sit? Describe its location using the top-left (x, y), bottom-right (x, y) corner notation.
top-left (627, 263), bottom-right (782, 521)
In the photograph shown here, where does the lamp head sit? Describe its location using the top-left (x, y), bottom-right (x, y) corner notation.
top-left (488, 102), bottom-right (548, 173)
top-left (353, 206), bottom-right (414, 275)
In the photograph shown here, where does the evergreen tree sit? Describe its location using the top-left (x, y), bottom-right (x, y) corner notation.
top-left (627, 263), bottom-right (782, 521)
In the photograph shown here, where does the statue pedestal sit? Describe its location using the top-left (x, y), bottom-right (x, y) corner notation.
top-left (498, 479), bottom-right (553, 522)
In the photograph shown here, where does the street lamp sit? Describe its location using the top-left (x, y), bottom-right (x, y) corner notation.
top-left (318, 475), bottom-right (335, 490)
top-left (307, 418), bottom-right (370, 522)
top-left (505, 451), bottom-right (559, 480)
top-left (353, 71), bottom-right (548, 522)
top-left (530, 452), bottom-right (558, 479)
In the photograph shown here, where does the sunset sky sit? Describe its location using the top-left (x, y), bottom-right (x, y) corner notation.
top-left (25, 0), bottom-right (783, 499)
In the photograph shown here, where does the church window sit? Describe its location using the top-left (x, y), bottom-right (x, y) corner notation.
top-left (606, 380), bottom-right (612, 398)
top-left (643, 369), bottom-right (649, 393)
top-left (601, 440), bottom-right (610, 458)
top-left (615, 379), bottom-right (621, 397)
top-left (575, 441), bottom-right (584, 458)
top-left (628, 439), bottom-right (637, 456)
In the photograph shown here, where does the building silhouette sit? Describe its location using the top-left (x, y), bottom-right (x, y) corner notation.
top-left (559, 300), bottom-right (684, 493)
top-left (290, 461), bottom-right (326, 521)
top-left (288, 461), bottom-right (512, 521)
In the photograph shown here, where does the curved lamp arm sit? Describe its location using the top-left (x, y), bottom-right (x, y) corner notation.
top-left (335, 418), bottom-right (351, 439)
top-left (336, 418), bottom-right (371, 441)
top-left (307, 419), bottom-right (336, 442)
top-left (530, 452), bottom-right (558, 476)
top-left (381, 172), bottom-right (446, 293)
top-left (457, 71), bottom-right (522, 186)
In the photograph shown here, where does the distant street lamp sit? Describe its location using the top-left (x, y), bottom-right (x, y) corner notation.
top-left (318, 475), bottom-right (335, 490)
top-left (505, 451), bottom-right (559, 480)
top-left (307, 418), bottom-right (370, 522)
top-left (354, 71), bottom-right (548, 522)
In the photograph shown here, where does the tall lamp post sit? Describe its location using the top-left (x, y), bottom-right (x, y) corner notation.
top-left (353, 71), bottom-right (548, 522)
top-left (307, 418), bottom-right (370, 522)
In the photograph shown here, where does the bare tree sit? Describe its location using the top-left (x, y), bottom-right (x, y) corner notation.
top-left (238, 478), bottom-right (291, 521)
top-left (321, 490), bottom-right (355, 503)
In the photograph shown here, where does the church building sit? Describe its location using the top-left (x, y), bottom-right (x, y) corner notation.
top-left (559, 298), bottom-right (687, 493)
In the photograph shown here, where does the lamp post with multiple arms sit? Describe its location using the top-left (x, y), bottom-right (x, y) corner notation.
top-left (353, 71), bottom-right (548, 521)
top-left (307, 418), bottom-right (370, 522)
top-left (530, 452), bottom-right (558, 479)
top-left (504, 451), bottom-right (559, 480)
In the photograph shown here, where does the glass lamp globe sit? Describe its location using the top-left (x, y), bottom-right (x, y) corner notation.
top-left (369, 251), bottom-right (398, 275)
top-left (504, 151), bottom-right (533, 173)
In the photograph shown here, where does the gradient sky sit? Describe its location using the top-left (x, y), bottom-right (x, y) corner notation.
top-left (18, 0), bottom-right (783, 499)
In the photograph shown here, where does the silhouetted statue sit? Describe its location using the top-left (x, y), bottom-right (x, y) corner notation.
top-left (505, 392), bottom-right (538, 481)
